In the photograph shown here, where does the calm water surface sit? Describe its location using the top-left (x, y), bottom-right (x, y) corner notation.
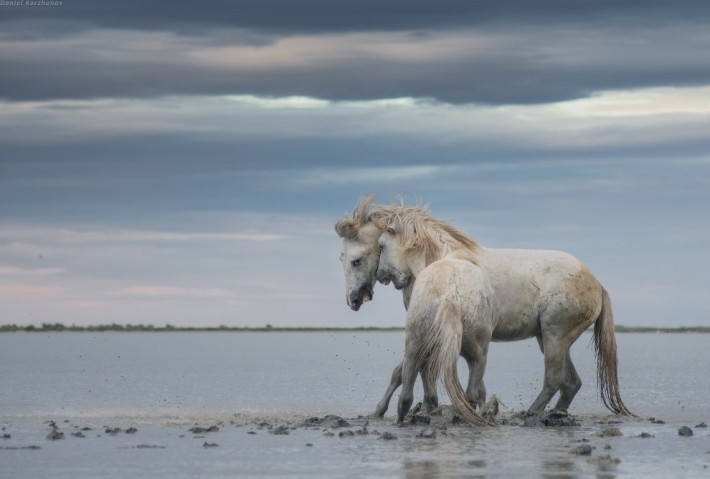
top-left (1, 332), bottom-right (709, 478)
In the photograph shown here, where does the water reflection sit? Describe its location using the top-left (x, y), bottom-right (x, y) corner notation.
top-left (542, 457), bottom-right (578, 479)
top-left (403, 460), bottom-right (442, 479)
top-left (402, 457), bottom-right (487, 479)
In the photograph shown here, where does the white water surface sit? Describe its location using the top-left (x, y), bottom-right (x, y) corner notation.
top-left (1, 332), bottom-right (709, 478)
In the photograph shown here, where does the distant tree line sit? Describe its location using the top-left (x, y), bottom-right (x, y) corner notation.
top-left (0, 323), bottom-right (707, 333)
top-left (0, 323), bottom-right (408, 333)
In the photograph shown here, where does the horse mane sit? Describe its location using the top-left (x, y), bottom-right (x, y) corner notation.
top-left (334, 195), bottom-right (377, 240)
top-left (372, 201), bottom-right (480, 265)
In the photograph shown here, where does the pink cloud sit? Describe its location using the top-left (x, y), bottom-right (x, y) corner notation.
top-left (0, 266), bottom-right (64, 276)
top-left (115, 286), bottom-right (236, 299)
top-left (0, 283), bottom-right (66, 298)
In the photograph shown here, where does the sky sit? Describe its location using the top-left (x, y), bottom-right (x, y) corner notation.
top-left (1, 1), bottom-right (709, 328)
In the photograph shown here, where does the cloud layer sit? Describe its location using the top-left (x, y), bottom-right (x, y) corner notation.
top-left (1, 2), bottom-right (709, 328)
top-left (2, 2), bottom-right (710, 103)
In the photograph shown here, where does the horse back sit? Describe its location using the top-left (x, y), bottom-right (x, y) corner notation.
top-left (479, 248), bottom-right (603, 341)
top-left (407, 259), bottom-right (497, 332)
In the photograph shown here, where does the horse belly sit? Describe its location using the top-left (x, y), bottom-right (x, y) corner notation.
top-left (487, 272), bottom-right (542, 341)
top-left (491, 313), bottom-right (540, 341)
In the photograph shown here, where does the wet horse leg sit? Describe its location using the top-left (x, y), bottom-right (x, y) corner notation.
top-left (397, 354), bottom-right (419, 424)
top-left (554, 351), bottom-right (582, 412)
top-left (463, 338), bottom-right (491, 409)
top-left (527, 334), bottom-right (568, 415)
top-left (373, 361), bottom-right (439, 417)
top-left (419, 360), bottom-right (440, 417)
top-left (373, 361), bottom-right (402, 417)
top-left (528, 322), bottom-right (587, 415)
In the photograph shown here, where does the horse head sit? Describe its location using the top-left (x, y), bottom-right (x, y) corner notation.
top-left (375, 229), bottom-right (413, 291)
top-left (335, 196), bottom-right (382, 311)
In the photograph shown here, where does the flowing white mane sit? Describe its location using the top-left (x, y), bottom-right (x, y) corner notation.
top-left (372, 202), bottom-right (480, 266)
top-left (334, 195), bottom-right (376, 240)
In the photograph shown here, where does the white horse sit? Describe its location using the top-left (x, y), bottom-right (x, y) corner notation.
top-left (377, 223), bottom-right (497, 426)
top-left (335, 196), bottom-right (633, 417)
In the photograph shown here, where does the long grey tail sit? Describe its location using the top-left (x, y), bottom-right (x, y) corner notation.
top-left (419, 295), bottom-right (495, 427)
top-left (594, 287), bottom-right (635, 416)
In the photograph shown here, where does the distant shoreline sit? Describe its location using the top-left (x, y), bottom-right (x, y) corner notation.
top-left (0, 324), bottom-right (708, 333)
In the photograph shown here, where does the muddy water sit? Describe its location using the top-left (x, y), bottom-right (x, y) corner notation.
top-left (1, 332), bottom-right (709, 478)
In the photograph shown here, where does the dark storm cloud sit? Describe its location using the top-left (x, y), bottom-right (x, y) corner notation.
top-left (1, 0), bottom-right (708, 35)
top-left (1, 1), bottom-right (710, 104)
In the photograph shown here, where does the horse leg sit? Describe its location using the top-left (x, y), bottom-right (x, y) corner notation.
top-left (421, 365), bottom-right (439, 414)
top-left (553, 350), bottom-right (582, 413)
top-left (463, 338), bottom-right (490, 409)
top-left (460, 323), bottom-right (492, 409)
top-left (373, 361), bottom-right (402, 418)
top-left (527, 337), bottom-right (568, 415)
top-left (464, 357), bottom-right (487, 409)
top-left (397, 354), bottom-right (419, 425)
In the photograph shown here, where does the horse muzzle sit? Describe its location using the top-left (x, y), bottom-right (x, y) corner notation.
top-left (377, 270), bottom-right (408, 290)
top-left (347, 284), bottom-right (374, 311)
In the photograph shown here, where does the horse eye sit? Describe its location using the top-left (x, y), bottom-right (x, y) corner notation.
top-left (351, 259), bottom-right (361, 268)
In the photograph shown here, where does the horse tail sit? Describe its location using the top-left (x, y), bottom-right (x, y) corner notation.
top-left (419, 295), bottom-right (494, 427)
top-left (594, 287), bottom-right (635, 416)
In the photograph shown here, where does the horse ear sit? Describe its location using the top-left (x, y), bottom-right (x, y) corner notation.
top-left (334, 219), bottom-right (358, 239)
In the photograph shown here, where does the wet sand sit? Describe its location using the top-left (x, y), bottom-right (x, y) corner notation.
top-left (2, 407), bottom-right (708, 478)
top-left (2, 332), bottom-right (709, 477)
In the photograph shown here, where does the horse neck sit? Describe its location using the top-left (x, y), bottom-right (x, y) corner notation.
top-left (401, 282), bottom-right (414, 311)
top-left (446, 246), bottom-right (479, 265)
top-left (405, 253), bottom-right (429, 279)
top-left (405, 237), bottom-right (479, 282)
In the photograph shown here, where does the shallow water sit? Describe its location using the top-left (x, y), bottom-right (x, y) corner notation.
top-left (1, 332), bottom-right (709, 478)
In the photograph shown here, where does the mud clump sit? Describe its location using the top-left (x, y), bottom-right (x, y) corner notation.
top-left (429, 405), bottom-right (463, 425)
top-left (480, 395), bottom-right (501, 421)
top-left (380, 432), bottom-right (398, 440)
top-left (595, 427), bottom-right (623, 437)
top-left (46, 422), bottom-right (64, 441)
top-left (303, 415), bottom-right (351, 428)
top-left (189, 426), bottom-right (219, 434)
top-left (270, 426), bottom-right (290, 435)
top-left (571, 445), bottom-right (593, 455)
top-left (678, 426), bottom-right (693, 437)
top-left (543, 411), bottom-right (579, 427)
top-left (416, 428), bottom-right (437, 439)
top-left (46, 430), bottom-right (64, 441)
top-left (520, 411), bottom-right (579, 428)
top-left (404, 403), bottom-right (431, 425)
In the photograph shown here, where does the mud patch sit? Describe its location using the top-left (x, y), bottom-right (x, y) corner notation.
top-left (302, 415), bottom-right (351, 429)
top-left (502, 410), bottom-right (580, 427)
